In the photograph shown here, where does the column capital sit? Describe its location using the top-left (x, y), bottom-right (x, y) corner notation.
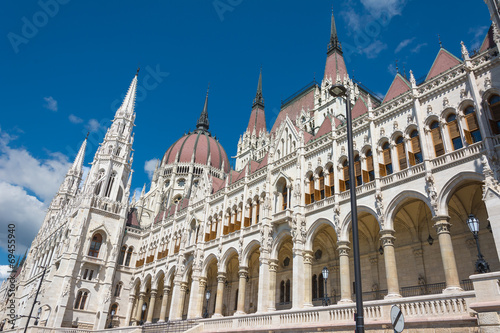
top-left (163, 285), bottom-right (171, 296)
top-left (337, 241), bottom-right (351, 256)
top-left (138, 291), bottom-right (146, 299)
top-left (217, 273), bottom-right (226, 283)
top-left (238, 267), bottom-right (248, 279)
top-left (303, 251), bottom-right (313, 265)
top-left (269, 259), bottom-right (279, 272)
top-left (380, 229), bottom-right (396, 246)
top-left (150, 288), bottom-right (158, 297)
top-left (199, 277), bottom-right (207, 288)
top-left (432, 215), bottom-right (451, 235)
top-left (180, 282), bottom-right (189, 292)
top-left (432, 215), bottom-right (450, 223)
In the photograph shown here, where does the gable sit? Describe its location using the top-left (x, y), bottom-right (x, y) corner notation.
top-left (382, 74), bottom-right (411, 104)
top-left (426, 48), bottom-right (462, 81)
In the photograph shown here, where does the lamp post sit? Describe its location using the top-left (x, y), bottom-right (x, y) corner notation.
top-left (108, 309), bottom-right (116, 328)
top-left (24, 266), bottom-right (46, 333)
top-left (322, 266), bottom-right (330, 306)
top-left (329, 83), bottom-right (364, 333)
top-left (204, 290), bottom-right (211, 318)
top-left (140, 303), bottom-right (147, 325)
top-left (34, 307), bottom-right (42, 326)
top-left (466, 214), bottom-right (490, 273)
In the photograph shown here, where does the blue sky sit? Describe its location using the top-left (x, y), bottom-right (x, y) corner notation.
top-left (0, 0), bottom-right (491, 272)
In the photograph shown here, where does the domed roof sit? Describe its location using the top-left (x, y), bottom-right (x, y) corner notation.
top-left (161, 130), bottom-right (230, 173)
top-left (161, 87), bottom-right (231, 173)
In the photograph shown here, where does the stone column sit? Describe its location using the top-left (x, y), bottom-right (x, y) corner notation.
top-left (145, 289), bottom-right (157, 323)
top-left (235, 267), bottom-right (248, 314)
top-left (257, 256), bottom-right (270, 313)
top-left (433, 216), bottom-right (462, 292)
top-left (179, 282), bottom-right (188, 318)
top-left (251, 200), bottom-right (258, 225)
top-left (213, 273), bottom-right (226, 317)
top-left (483, 188), bottom-right (500, 262)
top-left (337, 241), bottom-right (352, 303)
top-left (292, 247), bottom-right (305, 309)
top-left (268, 259), bottom-right (278, 311)
top-left (187, 274), bottom-right (203, 319)
top-left (197, 278), bottom-right (207, 317)
top-left (126, 295), bottom-right (136, 325)
top-left (381, 230), bottom-right (401, 298)
top-left (168, 280), bottom-right (183, 321)
top-left (158, 286), bottom-right (171, 322)
top-left (134, 292), bottom-right (145, 323)
top-left (303, 251), bottom-right (313, 307)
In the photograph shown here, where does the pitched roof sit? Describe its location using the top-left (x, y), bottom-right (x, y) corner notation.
top-left (126, 208), bottom-right (140, 227)
top-left (271, 87), bottom-right (316, 134)
top-left (211, 176), bottom-right (226, 193)
top-left (382, 74), bottom-right (411, 104)
top-left (425, 48), bottom-right (462, 81)
top-left (480, 25), bottom-right (495, 53)
top-left (312, 116), bottom-right (333, 141)
top-left (324, 51), bottom-right (348, 83)
top-left (351, 96), bottom-right (369, 119)
top-left (247, 105), bottom-right (267, 135)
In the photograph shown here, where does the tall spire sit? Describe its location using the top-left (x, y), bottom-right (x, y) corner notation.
top-left (117, 73), bottom-right (138, 115)
top-left (70, 136), bottom-right (87, 174)
top-left (196, 84), bottom-right (210, 132)
top-left (327, 7), bottom-right (342, 54)
top-left (253, 67), bottom-right (264, 108)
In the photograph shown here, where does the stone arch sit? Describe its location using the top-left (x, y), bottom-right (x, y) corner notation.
top-left (438, 171), bottom-right (485, 216)
top-left (154, 269), bottom-right (166, 288)
top-left (241, 240), bottom-right (261, 267)
top-left (131, 277), bottom-right (142, 294)
top-left (165, 265), bottom-right (177, 287)
top-left (220, 247), bottom-right (239, 272)
top-left (305, 218), bottom-right (336, 251)
top-left (377, 136), bottom-right (390, 147)
top-left (271, 228), bottom-right (292, 260)
top-left (390, 130), bottom-right (405, 143)
top-left (440, 107), bottom-right (457, 120)
top-left (385, 190), bottom-right (433, 230)
top-left (458, 98), bottom-right (476, 111)
top-left (424, 114), bottom-right (440, 127)
top-left (404, 123), bottom-right (419, 137)
top-left (202, 253), bottom-right (218, 277)
top-left (182, 255), bottom-right (195, 282)
top-left (339, 205), bottom-right (380, 241)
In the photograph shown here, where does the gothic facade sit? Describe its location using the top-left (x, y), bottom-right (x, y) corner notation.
top-left (3, 3), bottom-right (500, 332)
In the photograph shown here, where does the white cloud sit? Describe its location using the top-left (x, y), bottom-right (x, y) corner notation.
top-left (388, 63), bottom-right (397, 76)
top-left (131, 187), bottom-right (143, 203)
top-left (360, 0), bottom-right (406, 19)
top-left (43, 96), bottom-right (58, 112)
top-left (361, 40), bottom-right (387, 58)
top-left (144, 159), bottom-right (160, 180)
top-left (0, 265), bottom-right (11, 280)
top-left (69, 114), bottom-right (83, 124)
top-left (411, 42), bottom-right (427, 53)
top-left (395, 38), bottom-right (415, 53)
top-left (87, 119), bottom-right (103, 133)
top-left (469, 25), bottom-right (488, 50)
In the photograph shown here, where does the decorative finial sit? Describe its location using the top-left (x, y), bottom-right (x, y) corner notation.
top-left (136, 64), bottom-right (140, 76)
top-left (438, 34), bottom-right (443, 48)
top-left (86, 132), bottom-right (89, 139)
top-left (395, 59), bottom-right (399, 74)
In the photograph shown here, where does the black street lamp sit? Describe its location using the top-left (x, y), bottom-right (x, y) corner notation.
top-left (466, 214), bottom-right (490, 273)
top-left (24, 266), bottom-right (46, 333)
top-left (204, 290), bottom-right (211, 318)
top-left (322, 266), bottom-right (330, 306)
top-left (34, 307), bottom-right (42, 326)
top-left (140, 303), bottom-right (147, 325)
top-left (329, 83), bottom-right (364, 333)
top-left (108, 308), bottom-right (116, 328)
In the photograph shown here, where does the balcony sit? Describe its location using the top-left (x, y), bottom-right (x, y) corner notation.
top-left (272, 208), bottom-right (293, 224)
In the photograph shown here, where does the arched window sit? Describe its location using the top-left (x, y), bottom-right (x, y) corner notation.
top-left (363, 150), bottom-right (375, 182)
top-left (74, 290), bottom-right (88, 310)
top-left (318, 273), bottom-right (324, 299)
top-left (173, 195), bottom-right (182, 205)
top-left (305, 175), bottom-right (314, 204)
top-left (354, 155), bottom-right (362, 186)
top-left (464, 106), bottom-right (482, 143)
top-left (312, 274), bottom-right (318, 300)
top-left (379, 142), bottom-right (393, 176)
top-left (114, 282), bottom-right (123, 297)
top-left (488, 95), bottom-right (500, 134)
top-left (118, 246), bottom-right (126, 265)
top-left (318, 171), bottom-right (325, 200)
top-left (326, 166), bottom-right (334, 197)
top-left (280, 281), bottom-right (285, 303)
top-left (395, 136), bottom-right (407, 170)
top-left (94, 170), bottom-right (105, 195)
top-left (340, 160), bottom-right (350, 191)
top-left (116, 187), bottom-right (123, 202)
top-left (88, 233), bottom-right (103, 258)
top-left (446, 114), bottom-right (463, 150)
top-left (125, 247), bottom-right (133, 266)
top-left (430, 121), bottom-right (445, 157)
top-left (409, 130), bottom-right (423, 165)
top-left (104, 172), bottom-right (116, 197)
top-left (285, 279), bottom-right (291, 303)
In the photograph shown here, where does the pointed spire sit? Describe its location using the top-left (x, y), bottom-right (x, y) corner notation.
top-left (252, 67), bottom-right (265, 108)
top-left (117, 73), bottom-right (138, 115)
top-left (196, 84), bottom-right (210, 132)
top-left (71, 137), bottom-right (87, 174)
top-left (327, 6), bottom-right (342, 54)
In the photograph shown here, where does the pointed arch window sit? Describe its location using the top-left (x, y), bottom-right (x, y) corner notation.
top-left (430, 121), bottom-right (445, 157)
top-left (312, 274), bottom-right (318, 300)
top-left (285, 279), bottom-right (291, 303)
top-left (114, 282), bottom-right (123, 297)
top-left (464, 106), bottom-right (482, 143)
top-left (354, 155), bottom-right (362, 186)
top-left (306, 175), bottom-right (314, 204)
top-left (488, 95), bottom-right (500, 134)
top-left (125, 247), bottom-right (133, 266)
top-left (280, 281), bottom-right (285, 303)
top-left (318, 171), bottom-right (325, 200)
top-left (379, 142), bottom-right (392, 176)
top-left (363, 150), bottom-right (375, 182)
top-left (118, 246), bottom-right (126, 265)
top-left (326, 166), bottom-right (334, 197)
top-left (318, 273), bottom-right (325, 299)
top-left (395, 136), bottom-right (407, 170)
top-left (104, 172), bottom-right (116, 197)
top-left (88, 233), bottom-right (102, 258)
top-left (94, 170), bottom-right (105, 195)
top-left (447, 114), bottom-right (463, 150)
top-left (409, 130), bottom-right (423, 165)
top-left (74, 290), bottom-right (88, 310)
top-left (340, 160), bottom-right (350, 192)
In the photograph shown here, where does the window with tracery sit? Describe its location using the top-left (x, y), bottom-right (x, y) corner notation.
top-left (88, 233), bottom-right (102, 258)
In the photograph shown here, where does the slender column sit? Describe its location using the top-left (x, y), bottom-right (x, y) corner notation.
top-left (187, 274), bottom-right (203, 319)
top-left (168, 279), bottom-right (183, 320)
top-left (197, 278), bottom-right (207, 317)
top-left (134, 292), bottom-right (145, 323)
top-left (145, 289), bottom-right (157, 323)
top-left (292, 247), bottom-right (305, 309)
top-left (303, 251), bottom-right (313, 307)
top-left (252, 200), bottom-right (258, 225)
top-left (213, 273), bottom-right (226, 317)
top-left (337, 241), bottom-right (352, 303)
top-left (126, 295), bottom-right (136, 325)
top-left (268, 260), bottom-right (278, 311)
top-left (178, 282), bottom-right (188, 318)
top-left (158, 286), bottom-right (171, 322)
top-left (236, 268), bottom-right (248, 314)
top-left (257, 256), bottom-right (270, 313)
top-left (433, 216), bottom-right (462, 292)
top-left (380, 230), bottom-right (401, 298)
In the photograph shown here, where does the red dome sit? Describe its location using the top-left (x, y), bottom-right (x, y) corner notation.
top-left (161, 130), bottom-right (231, 173)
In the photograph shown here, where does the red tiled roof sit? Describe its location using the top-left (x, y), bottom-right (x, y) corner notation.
top-left (324, 51), bottom-right (348, 83)
top-left (351, 96), bottom-right (368, 119)
top-left (271, 88), bottom-right (315, 134)
top-left (248, 160), bottom-right (259, 174)
top-left (247, 105), bottom-right (267, 135)
top-left (211, 176), bottom-right (226, 193)
top-left (425, 48), bottom-right (462, 81)
top-left (333, 116), bottom-right (342, 128)
top-left (126, 208), bottom-right (140, 227)
top-left (480, 25), bottom-right (495, 53)
top-left (382, 74), bottom-right (411, 104)
top-left (256, 153), bottom-right (268, 171)
top-left (312, 116), bottom-right (332, 141)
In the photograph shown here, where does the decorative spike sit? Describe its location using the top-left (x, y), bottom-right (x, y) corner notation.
top-left (71, 137), bottom-right (87, 174)
top-left (253, 67), bottom-right (265, 107)
top-left (117, 74), bottom-right (138, 115)
top-left (409, 70), bottom-right (416, 86)
top-left (328, 7), bottom-right (342, 54)
top-left (461, 41), bottom-right (470, 59)
top-left (196, 84), bottom-right (210, 132)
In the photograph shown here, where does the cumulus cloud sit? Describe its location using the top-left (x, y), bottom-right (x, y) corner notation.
top-left (360, 0), bottom-right (406, 19)
top-left (69, 114), bottom-right (83, 124)
top-left (395, 38), bottom-right (415, 53)
top-left (86, 119), bottom-right (103, 133)
top-left (144, 158), bottom-right (160, 180)
top-left (43, 96), bottom-right (58, 112)
top-left (361, 40), bottom-right (387, 58)
top-left (0, 129), bottom-right (72, 253)
top-left (0, 265), bottom-right (11, 280)
top-left (388, 63), bottom-right (397, 76)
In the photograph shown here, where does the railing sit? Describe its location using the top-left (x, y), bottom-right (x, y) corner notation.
top-left (90, 195), bottom-right (122, 215)
top-left (401, 282), bottom-right (446, 297)
top-left (142, 320), bottom-right (198, 333)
